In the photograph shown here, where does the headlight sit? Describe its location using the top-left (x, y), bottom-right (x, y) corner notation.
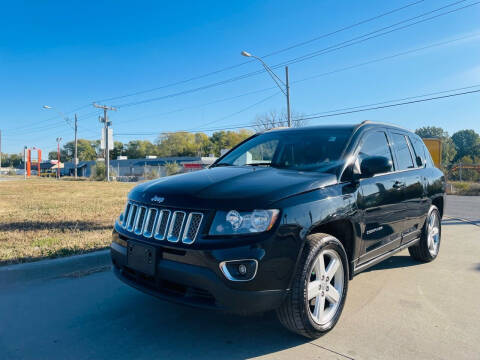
top-left (209, 209), bottom-right (280, 235)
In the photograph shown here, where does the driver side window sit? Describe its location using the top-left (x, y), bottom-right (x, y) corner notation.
top-left (357, 131), bottom-right (394, 170)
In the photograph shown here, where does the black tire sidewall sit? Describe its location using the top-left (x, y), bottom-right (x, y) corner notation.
top-left (300, 236), bottom-right (349, 334)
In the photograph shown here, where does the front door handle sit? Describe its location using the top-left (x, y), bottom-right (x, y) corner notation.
top-left (393, 181), bottom-right (405, 189)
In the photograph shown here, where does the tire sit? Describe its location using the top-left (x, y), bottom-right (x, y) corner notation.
top-left (408, 205), bottom-right (441, 262)
top-left (276, 233), bottom-right (349, 338)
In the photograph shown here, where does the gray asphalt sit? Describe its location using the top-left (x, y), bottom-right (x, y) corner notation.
top-left (445, 195), bottom-right (480, 224)
top-left (1, 220), bottom-right (479, 359)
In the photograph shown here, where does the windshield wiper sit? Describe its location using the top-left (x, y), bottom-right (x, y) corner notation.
top-left (212, 162), bottom-right (233, 167)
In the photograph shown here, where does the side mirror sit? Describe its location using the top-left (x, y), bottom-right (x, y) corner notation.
top-left (360, 156), bottom-right (392, 177)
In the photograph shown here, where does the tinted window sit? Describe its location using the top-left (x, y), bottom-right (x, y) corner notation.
top-left (218, 129), bottom-right (352, 172)
top-left (391, 133), bottom-right (415, 170)
top-left (357, 131), bottom-right (394, 165)
top-left (409, 135), bottom-right (426, 167)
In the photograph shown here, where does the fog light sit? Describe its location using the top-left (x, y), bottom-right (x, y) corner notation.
top-left (219, 259), bottom-right (258, 282)
top-left (238, 264), bottom-right (247, 275)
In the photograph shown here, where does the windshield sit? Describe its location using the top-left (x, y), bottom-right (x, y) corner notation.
top-left (215, 129), bottom-right (352, 172)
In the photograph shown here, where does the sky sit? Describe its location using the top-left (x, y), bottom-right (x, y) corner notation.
top-left (1, 0), bottom-right (480, 155)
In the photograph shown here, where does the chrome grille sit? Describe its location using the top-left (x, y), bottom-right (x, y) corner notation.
top-left (154, 210), bottom-right (171, 241)
top-left (182, 213), bottom-right (203, 244)
top-left (127, 204), bottom-right (138, 231)
top-left (134, 206), bottom-right (147, 235)
top-left (121, 201), bottom-right (203, 244)
top-left (167, 211), bottom-right (186, 243)
top-left (143, 209), bottom-right (158, 238)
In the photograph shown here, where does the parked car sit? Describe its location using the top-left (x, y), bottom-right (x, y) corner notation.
top-left (111, 121), bottom-right (445, 338)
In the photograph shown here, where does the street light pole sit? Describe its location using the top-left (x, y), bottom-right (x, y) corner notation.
top-left (241, 51), bottom-right (291, 127)
top-left (285, 66), bottom-right (291, 128)
top-left (43, 105), bottom-right (78, 179)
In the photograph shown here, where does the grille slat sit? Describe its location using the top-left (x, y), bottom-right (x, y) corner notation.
top-left (182, 213), bottom-right (203, 244)
top-left (134, 206), bottom-right (147, 235)
top-left (143, 209), bottom-right (158, 238)
top-left (127, 204), bottom-right (138, 231)
top-left (121, 201), bottom-right (203, 244)
top-left (167, 211), bottom-right (186, 243)
top-left (154, 210), bottom-right (171, 241)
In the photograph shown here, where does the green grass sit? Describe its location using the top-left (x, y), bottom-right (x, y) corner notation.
top-left (0, 178), bottom-right (135, 265)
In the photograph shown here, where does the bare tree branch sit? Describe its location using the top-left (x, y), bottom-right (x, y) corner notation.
top-left (253, 110), bottom-right (308, 131)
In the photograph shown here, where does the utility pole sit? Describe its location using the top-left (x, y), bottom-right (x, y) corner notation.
top-left (93, 103), bottom-right (116, 182)
top-left (56, 137), bottom-right (62, 179)
top-left (24, 146), bottom-right (27, 180)
top-left (74, 114), bottom-right (78, 179)
top-left (285, 66), bottom-right (291, 128)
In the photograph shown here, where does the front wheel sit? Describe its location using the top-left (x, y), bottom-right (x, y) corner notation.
top-left (408, 205), bottom-right (441, 262)
top-left (276, 233), bottom-right (349, 338)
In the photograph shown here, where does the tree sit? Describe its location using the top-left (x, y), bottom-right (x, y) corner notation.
top-left (164, 161), bottom-right (181, 176)
top-left (156, 132), bottom-right (200, 157)
top-left (209, 129), bottom-right (253, 156)
top-left (1, 153), bottom-right (23, 167)
top-left (253, 110), bottom-right (308, 131)
top-left (451, 129), bottom-right (480, 162)
top-left (61, 139), bottom-right (97, 162)
top-left (125, 140), bottom-right (157, 159)
top-left (110, 141), bottom-right (125, 160)
top-left (415, 126), bottom-right (456, 167)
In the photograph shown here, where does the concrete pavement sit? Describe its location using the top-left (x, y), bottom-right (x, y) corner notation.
top-left (445, 195), bottom-right (480, 224)
top-left (1, 220), bottom-right (479, 360)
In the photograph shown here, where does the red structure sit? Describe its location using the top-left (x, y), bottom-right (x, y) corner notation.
top-left (26, 148), bottom-right (42, 177)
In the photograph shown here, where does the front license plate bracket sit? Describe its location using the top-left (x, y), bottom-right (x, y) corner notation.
top-left (127, 241), bottom-right (157, 276)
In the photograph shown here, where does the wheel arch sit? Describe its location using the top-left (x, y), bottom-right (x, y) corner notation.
top-left (431, 195), bottom-right (444, 218)
top-left (308, 219), bottom-right (357, 280)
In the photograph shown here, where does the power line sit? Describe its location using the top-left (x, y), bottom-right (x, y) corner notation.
top-left (6, 30), bottom-right (479, 139)
top-left (95, 0), bottom-right (426, 104)
top-left (113, 0), bottom-right (478, 109)
top-left (114, 86), bottom-right (480, 135)
top-left (4, 0), bottom-right (471, 134)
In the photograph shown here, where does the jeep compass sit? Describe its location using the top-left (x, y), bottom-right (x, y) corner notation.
top-left (111, 121), bottom-right (445, 338)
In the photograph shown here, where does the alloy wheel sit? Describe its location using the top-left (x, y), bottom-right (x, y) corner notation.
top-left (307, 249), bottom-right (344, 325)
top-left (427, 211), bottom-right (440, 256)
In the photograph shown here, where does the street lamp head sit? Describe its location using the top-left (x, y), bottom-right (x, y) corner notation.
top-left (43, 105), bottom-right (52, 109)
top-left (241, 51), bottom-right (252, 57)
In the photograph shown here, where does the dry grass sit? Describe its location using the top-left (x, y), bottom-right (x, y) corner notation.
top-left (448, 181), bottom-right (480, 196)
top-left (0, 178), bottom-right (135, 265)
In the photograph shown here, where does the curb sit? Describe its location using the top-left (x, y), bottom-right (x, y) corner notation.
top-left (0, 249), bottom-right (111, 287)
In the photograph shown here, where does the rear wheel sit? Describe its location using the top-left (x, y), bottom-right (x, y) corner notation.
top-left (408, 205), bottom-right (441, 262)
top-left (276, 233), bottom-right (349, 338)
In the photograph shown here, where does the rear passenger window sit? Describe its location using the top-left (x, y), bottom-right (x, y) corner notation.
top-left (357, 131), bottom-right (394, 165)
top-left (409, 136), bottom-right (427, 167)
top-left (391, 133), bottom-right (415, 170)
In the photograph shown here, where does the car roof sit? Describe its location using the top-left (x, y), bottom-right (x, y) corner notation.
top-left (264, 121), bottom-right (413, 135)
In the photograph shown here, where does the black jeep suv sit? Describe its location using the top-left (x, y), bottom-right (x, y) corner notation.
top-left (111, 121), bottom-right (445, 338)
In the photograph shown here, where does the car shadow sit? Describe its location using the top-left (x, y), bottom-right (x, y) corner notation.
top-left (80, 281), bottom-right (309, 360)
top-left (362, 255), bottom-right (422, 273)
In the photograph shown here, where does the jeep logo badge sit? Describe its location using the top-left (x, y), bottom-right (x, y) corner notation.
top-left (151, 195), bottom-right (165, 203)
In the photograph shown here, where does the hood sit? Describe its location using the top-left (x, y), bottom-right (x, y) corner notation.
top-left (129, 166), bottom-right (337, 209)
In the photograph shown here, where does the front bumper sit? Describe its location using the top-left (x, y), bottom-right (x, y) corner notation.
top-left (110, 224), bottom-right (300, 313)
